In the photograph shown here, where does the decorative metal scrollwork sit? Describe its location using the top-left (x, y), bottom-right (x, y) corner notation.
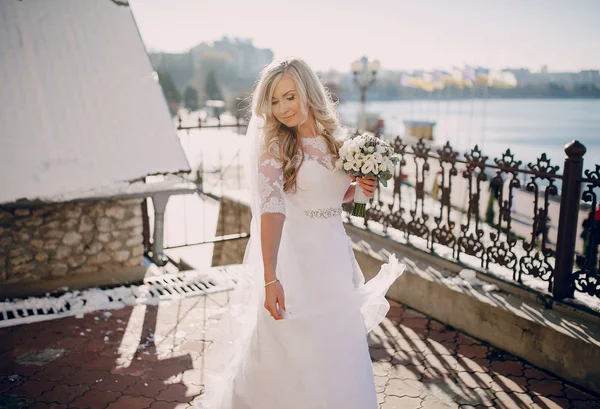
top-left (519, 154), bottom-right (559, 287)
top-left (457, 146), bottom-right (488, 265)
top-left (486, 149), bottom-right (522, 276)
top-left (573, 165), bottom-right (600, 298)
top-left (406, 139), bottom-right (430, 241)
top-left (431, 142), bottom-right (458, 252)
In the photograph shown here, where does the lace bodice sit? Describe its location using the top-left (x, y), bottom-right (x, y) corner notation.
top-left (258, 135), bottom-right (340, 216)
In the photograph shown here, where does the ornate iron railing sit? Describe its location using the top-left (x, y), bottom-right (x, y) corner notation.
top-left (346, 137), bottom-right (599, 301)
top-left (174, 113), bottom-right (599, 301)
top-left (573, 165), bottom-right (600, 298)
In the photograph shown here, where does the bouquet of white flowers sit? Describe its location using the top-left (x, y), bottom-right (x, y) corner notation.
top-left (335, 133), bottom-right (400, 218)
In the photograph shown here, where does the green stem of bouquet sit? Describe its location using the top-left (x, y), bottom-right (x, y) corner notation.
top-left (352, 203), bottom-right (367, 218)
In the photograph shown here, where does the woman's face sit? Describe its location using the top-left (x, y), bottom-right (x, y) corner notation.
top-left (271, 73), bottom-right (304, 128)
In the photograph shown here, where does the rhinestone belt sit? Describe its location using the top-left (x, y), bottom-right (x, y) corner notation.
top-left (303, 207), bottom-right (343, 219)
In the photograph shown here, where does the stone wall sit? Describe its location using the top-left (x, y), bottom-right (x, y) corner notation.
top-left (211, 196), bottom-right (251, 266)
top-left (0, 199), bottom-right (146, 298)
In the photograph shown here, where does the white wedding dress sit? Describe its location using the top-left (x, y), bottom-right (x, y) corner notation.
top-left (195, 132), bottom-right (404, 409)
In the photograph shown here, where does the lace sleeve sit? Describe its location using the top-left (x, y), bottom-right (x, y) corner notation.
top-left (258, 144), bottom-right (286, 216)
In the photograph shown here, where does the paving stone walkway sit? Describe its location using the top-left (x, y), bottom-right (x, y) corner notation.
top-left (0, 291), bottom-right (598, 409)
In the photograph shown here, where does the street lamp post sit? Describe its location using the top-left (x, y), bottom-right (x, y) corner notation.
top-left (351, 56), bottom-right (381, 132)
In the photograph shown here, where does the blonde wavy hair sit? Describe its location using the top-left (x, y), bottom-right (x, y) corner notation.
top-left (252, 57), bottom-right (342, 193)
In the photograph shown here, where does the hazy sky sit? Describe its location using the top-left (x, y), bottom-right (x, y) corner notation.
top-left (129, 0), bottom-right (600, 72)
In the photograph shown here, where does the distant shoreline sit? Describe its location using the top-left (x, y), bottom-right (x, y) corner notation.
top-left (337, 84), bottom-right (600, 102)
top-left (339, 94), bottom-right (600, 102)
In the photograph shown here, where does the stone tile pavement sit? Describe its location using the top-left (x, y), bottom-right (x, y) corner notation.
top-left (0, 291), bottom-right (598, 409)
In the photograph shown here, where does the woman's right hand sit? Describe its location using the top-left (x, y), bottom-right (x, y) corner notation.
top-left (357, 176), bottom-right (378, 198)
top-left (264, 281), bottom-right (286, 320)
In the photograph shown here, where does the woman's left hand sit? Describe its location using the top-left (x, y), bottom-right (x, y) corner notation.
top-left (355, 176), bottom-right (378, 198)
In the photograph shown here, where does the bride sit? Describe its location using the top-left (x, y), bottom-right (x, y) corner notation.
top-left (195, 57), bottom-right (404, 409)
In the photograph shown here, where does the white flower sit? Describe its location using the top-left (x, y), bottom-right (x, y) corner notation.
top-left (361, 161), bottom-right (374, 175)
top-left (379, 161), bottom-right (388, 172)
top-left (343, 161), bottom-right (354, 171)
top-left (386, 158), bottom-right (395, 169)
top-left (376, 144), bottom-right (386, 154)
top-left (345, 153), bottom-right (355, 162)
top-left (372, 152), bottom-right (383, 163)
top-left (339, 144), bottom-right (348, 157)
top-left (367, 146), bottom-right (375, 153)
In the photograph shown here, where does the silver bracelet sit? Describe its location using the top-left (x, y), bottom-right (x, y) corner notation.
top-left (265, 279), bottom-right (279, 288)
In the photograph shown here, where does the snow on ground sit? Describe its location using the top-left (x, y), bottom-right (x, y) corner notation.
top-left (442, 269), bottom-right (500, 293)
top-left (0, 285), bottom-right (160, 329)
top-left (0, 269), bottom-right (233, 329)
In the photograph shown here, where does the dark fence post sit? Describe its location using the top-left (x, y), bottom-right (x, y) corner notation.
top-left (141, 198), bottom-right (151, 252)
top-left (553, 140), bottom-right (587, 299)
